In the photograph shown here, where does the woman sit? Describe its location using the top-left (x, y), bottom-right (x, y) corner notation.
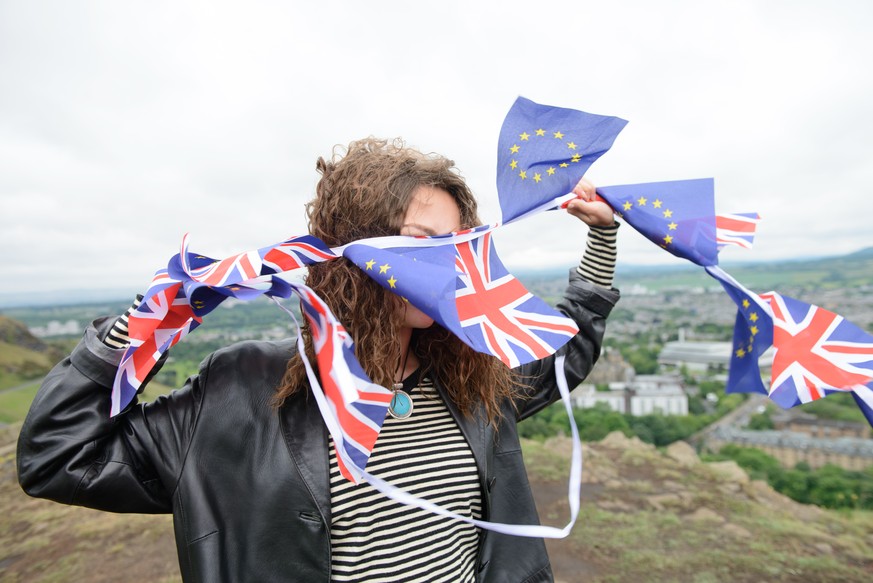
top-left (18, 138), bottom-right (620, 582)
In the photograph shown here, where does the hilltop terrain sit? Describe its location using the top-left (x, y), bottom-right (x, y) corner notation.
top-left (2, 424), bottom-right (871, 582)
top-left (2, 248), bottom-right (872, 580)
top-left (0, 316), bottom-right (69, 392)
top-left (610, 246), bottom-right (873, 293)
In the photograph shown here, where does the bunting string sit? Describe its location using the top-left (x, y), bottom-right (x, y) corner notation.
top-left (113, 96), bottom-right (873, 539)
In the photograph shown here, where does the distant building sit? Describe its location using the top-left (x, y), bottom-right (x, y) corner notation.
top-left (658, 340), bottom-right (774, 375)
top-left (571, 373), bottom-right (689, 416)
top-left (771, 410), bottom-right (871, 440)
top-left (707, 426), bottom-right (873, 471)
top-left (585, 348), bottom-right (635, 385)
top-left (29, 319), bottom-right (82, 337)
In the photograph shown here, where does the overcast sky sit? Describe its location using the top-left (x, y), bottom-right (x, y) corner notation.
top-left (1, 0), bottom-right (871, 302)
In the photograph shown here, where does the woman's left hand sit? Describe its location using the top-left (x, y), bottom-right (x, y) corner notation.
top-left (565, 178), bottom-right (615, 227)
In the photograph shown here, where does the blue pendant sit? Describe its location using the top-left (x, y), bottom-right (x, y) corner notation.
top-left (389, 389), bottom-right (413, 419)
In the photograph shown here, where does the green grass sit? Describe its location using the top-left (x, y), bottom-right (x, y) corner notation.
top-left (139, 382), bottom-right (175, 403)
top-left (0, 372), bottom-right (40, 392)
top-left (0, 378), bottom-right (179, 425)
top-left (570, 491), bottom-right (873, 582)
top-left (0, 340), bottom-right (53, 369)
top-left (0, 383), bottom-right (40, 423)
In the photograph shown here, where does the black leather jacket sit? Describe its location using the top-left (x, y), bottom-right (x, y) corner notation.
top-left (17, 271), bottom-right (618, 582)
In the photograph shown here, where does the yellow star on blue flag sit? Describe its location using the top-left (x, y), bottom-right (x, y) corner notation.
top-left (496, 97), bottom-right (627, 224)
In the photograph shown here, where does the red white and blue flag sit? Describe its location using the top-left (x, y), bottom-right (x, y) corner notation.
top-left (261, 235), bottom-right (338, 273)
top-left (761, 291), bottom-right (873, 411)
top-left (113, 271), bottom-right (201, 416)
top-left (706, 265), bottom-right (873, 426)
top-left (106, 94), bottom-right (873, 541)
top-left (179, 233), bottom-right (262, 287)
top-left (454, 233), bottom-right (579, 367)
top-left (114, 94), bottom-right (873, 493)
top-left (716, 212), bottom-right (761, 250)
top-left (342, 231), bottom-right (579, 370)
top-left (290, 285), bottom-right (393, 483)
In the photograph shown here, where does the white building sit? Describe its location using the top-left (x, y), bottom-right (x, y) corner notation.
top-left (658, 340), bottom-right (774, 375)
top-left (570, 373), bottom-right (689, 416)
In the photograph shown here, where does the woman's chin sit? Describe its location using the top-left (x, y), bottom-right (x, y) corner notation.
top-left (403, 305), bottom-right (435, 329)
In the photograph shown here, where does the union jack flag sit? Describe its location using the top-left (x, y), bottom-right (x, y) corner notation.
top-left (343, 233), bottom-right (579, 370)
top-left (294, 285), bottom-right (393, 483)
top-left (716, 212), bottom-right (761, 250)
top-left (113, 274), bottom-right (201, 415)
top-left (454, 233), bottom-right (579, 368)
top-left (179, 233), bottom-right (262, 287)
top-left (262, 235), bottom-right (338, 273)
top-left (761, 291), bottom-right (873, 410)
top-left (709, 262), bottom-right (873, 427)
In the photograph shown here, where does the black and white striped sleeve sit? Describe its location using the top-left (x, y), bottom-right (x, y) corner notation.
top-left (576, 222), bottom-right (619, 288)
top-left (102, 295), bottom-right (143, 349)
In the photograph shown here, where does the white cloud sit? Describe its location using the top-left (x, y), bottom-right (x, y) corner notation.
top-left (1, 0), bottom-right (872, 297)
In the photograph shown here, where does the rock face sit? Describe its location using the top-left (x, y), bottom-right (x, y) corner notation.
top-left (599, 430), bottom-right (652, 451)
top-left (664, 440), bottom-right (700, 466)
top-left (705, 460), bottom-right (751, 484)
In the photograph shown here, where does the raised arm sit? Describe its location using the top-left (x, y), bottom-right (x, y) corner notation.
top-left (514, 179), bottom-right (621, 419)
top-left (17, 314), bottom-right (204, 513)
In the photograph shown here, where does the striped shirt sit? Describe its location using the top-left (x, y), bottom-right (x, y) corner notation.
top-left (577, 222), bottom-right (619, 288)
top-left (329, 374), bottom-right (482, 582)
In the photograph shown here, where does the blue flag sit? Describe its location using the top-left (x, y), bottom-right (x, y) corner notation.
top-left (343, 233), bottom-right (580, 368)
top-left (497, 96), bottom-right (627, 224)
top-left (598, 178), bottom-right (719, 267)
top-left (705, 266), bottom-right (773, 395)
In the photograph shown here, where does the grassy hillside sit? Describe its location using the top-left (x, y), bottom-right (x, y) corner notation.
top-left (3, 427), bottom-right (871, 582)
top-left (0, 316), bottom-right (65, 392)
top-left (529, 433), bottom-right (873, 582)
top-left (0, 342), bottom-right (53, 392)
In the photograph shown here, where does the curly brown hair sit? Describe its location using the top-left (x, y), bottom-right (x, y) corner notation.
top-left (274, 138), bottom-right (518, 424)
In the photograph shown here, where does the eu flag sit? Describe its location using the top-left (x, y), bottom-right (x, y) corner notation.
top-left (706, 266), bottom-right (774, 395)
top-left (342, 242), bottom-right (462, 334)
top-left (343, 233), bottom-right (579, 368)
top-left (497, 97), bottom-right (627, 224)
top-left (597, 178), bottom-right (719, 267)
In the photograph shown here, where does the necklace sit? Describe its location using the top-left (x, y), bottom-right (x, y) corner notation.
top-left (388, 383), bottom-right (413, 420)
top-left (388, 347), bottom-right (413, 420)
